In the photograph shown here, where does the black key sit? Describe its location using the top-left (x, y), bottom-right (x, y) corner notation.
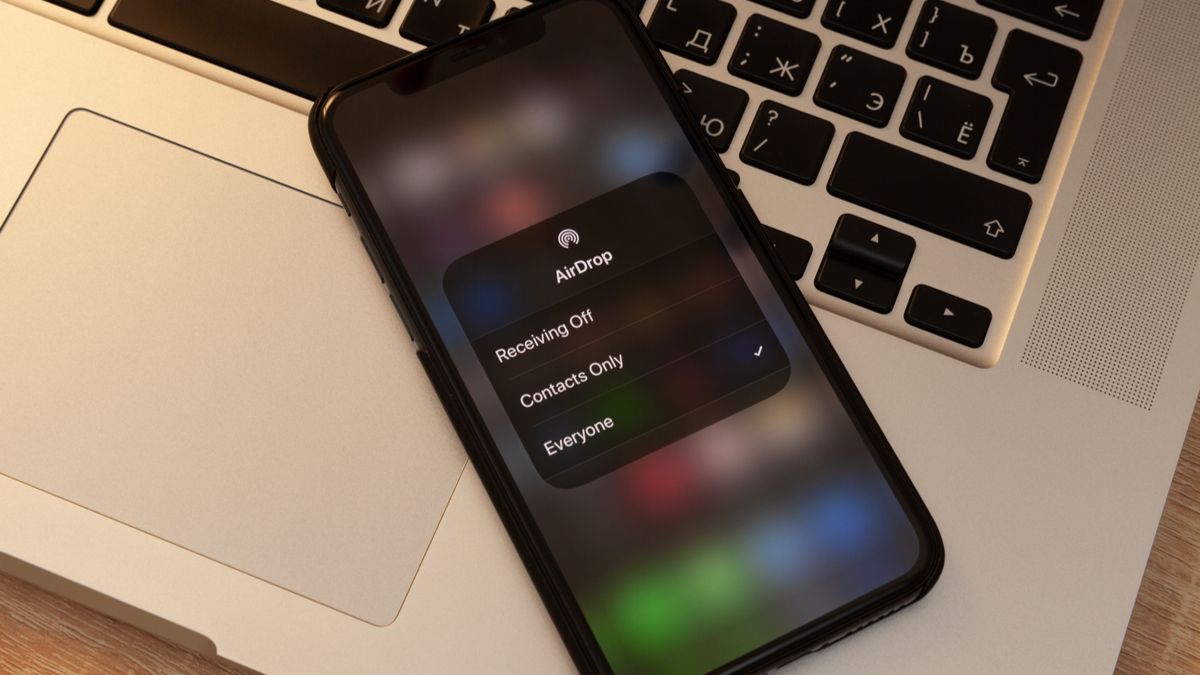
top-left (534, 0), bottom-right (645, 10)
top-left (728, 15), bottom-right (820, 96)
top-left (400, 0), bottom-right (494, 45)
top-left (828, 214), bottom-right (914, 276)
top-left (905, 284), bottom-right (991, 347)
top-left (828, 132), bottom-right (1031, 258)
top-left (906, 0), bottom-right (995, 79)
top-left (988, 30), bottom-right (1081, 183)
top-left (901, 76), bottom-right (992, 158)
top-left (647, 0), bottom-right (737, 65)
top-left (319, 0), bottom-right (401, 27)
top-left (109, 0), bottom-right (408, 100)
top-left (728, 170), bottom-right (741, 187)
top-left (676, 70), bottom-right (749, 153)
top-left (822, 0), bottom-right (913, 48)
top-left (741, 102), bottom-right (835, 185)
top-left (814, 46), bottom-right (906, 128)
top-left (978, 0), bottom-right (1103, 40)
top-left (816, 255), bottom-right (901, 313)
top-left (764, 226), bottom-right (813, 280)
top-left (751, 0), bottom-right (815, 19)
top-left (735, 190), bottom-right (813, 279)
top-left (45, 0), bottom-right (102, 15)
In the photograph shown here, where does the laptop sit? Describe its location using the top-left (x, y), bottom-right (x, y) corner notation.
top-left (1, 0), bottom-right (1198, 671)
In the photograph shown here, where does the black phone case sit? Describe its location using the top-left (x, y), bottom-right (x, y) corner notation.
top-left (308, 1), bottom-right (944, 672)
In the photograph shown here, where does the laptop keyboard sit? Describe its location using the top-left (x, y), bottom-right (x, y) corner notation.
top-left (37, 0), bottom-right (1107, 366)
top-left (107, 0), bottom-right (408, 99)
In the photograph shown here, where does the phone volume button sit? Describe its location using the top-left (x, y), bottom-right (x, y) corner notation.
top-left (388, 293), bottom-right (416, 342)
top-left (358, 236), bottom-right (385, 284)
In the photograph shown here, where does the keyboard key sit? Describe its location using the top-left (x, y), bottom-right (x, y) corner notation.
top-left (988, 30), bottom-right (1082, 183)
top-left (828, 214), bottom-right (914, 276)
top-left (764, 226), bottom-right (813, 280)
top-left (978, 0), bottom-right (1103, 40)
top-left (906, 0), bottom-right (995, 79)
top-left (400, 0), bottom-right (494, 45)
top-left (741, 102), bottom-right (835, 185)
top-left (109, 0), bottom-right (408, 100)
top-left (828, 132), bottom-right (1031, 258)
top-left (822, 0), bottom-right (913, 48)
top-left (728, 15), bottom-right (821, 96)
top-left (319, 0), bottom-right (401, 27)
top-left (676, 69), bottom-right (749, 153)
top-left (44, 0), bottom-right (102, 15)
top-left (534, 0), bottom-right (647, 11)
top-left (814, 46), bottom-right (906, 127)
top-left (735, 190), bottom-right (813, 280)
top-left (904, 284), bottom-right (991, 347)
top-left (816, 255), bottom-right (901, 313)
top-left (728, 170), bottom-right (741, 187)
top-left (901, 76), bottom-right (992, 158)
top-left (751, 0), bottom-right (815, 18)
top-left (647, 0), bottom-right (737, 65)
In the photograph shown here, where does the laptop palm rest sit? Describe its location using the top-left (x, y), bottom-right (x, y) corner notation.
top-left (0, 109), bottom-right (466, 626)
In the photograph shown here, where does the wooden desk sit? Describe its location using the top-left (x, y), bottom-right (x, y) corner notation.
top-left (3, 404), bottom-right (1200, 674)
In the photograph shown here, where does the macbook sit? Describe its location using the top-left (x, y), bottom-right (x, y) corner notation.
top-left (2, 0), bottom-right (1200, 671)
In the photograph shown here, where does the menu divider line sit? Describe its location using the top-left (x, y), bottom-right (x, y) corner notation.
top-left (542, 363), bottom-right (791, 483)
top-left (467, 230), bottom-right (724, 343)
top-left (506, 274), bottom-right (742, 381)
top-left (530, 319), bottom-right (774, 430)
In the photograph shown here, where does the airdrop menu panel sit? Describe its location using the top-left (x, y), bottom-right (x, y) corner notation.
top-left (444, 173), bottom-right (789, 488)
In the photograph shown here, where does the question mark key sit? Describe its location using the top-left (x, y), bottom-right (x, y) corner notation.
top-left (739, 101), bottom-right (835, 186)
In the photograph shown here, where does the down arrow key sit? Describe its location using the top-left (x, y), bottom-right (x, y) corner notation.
top-left (815, 255), bottom-right (901, 313)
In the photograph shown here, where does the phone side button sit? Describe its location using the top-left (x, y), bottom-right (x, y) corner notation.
top-left (359, 237), bottom-right (385, 284)
top-left (415, 348), bottom-right (480, 459)
top-left (388, 293), bottom-right (416, 342)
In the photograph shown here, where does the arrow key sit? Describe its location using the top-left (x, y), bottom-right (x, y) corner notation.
top-left (828, 214), bottom-right (915, 276)
top-left (905, 284), bottom-right (991, 347)
top-left (815, 255), bottom-right (901, 313)
top-left (764, 226), bottom-right (813, 280)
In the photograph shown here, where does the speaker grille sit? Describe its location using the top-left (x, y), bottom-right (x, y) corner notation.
top-left (1022, 0), bottom-right (1200, 410)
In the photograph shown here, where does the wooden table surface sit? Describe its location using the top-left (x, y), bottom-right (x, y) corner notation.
top-left (3, 404), bottom-right (1199, 674)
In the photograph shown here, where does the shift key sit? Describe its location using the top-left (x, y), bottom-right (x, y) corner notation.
top-left (828, 132), bottom-right (1031, 258)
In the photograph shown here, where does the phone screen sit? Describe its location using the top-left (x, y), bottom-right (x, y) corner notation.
top-left (326, 1), bottom-right (933, 671)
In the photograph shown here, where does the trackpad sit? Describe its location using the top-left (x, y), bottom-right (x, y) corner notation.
top-left (0, 110), bottom-right (466, 625)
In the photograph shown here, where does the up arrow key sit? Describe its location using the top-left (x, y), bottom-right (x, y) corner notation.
top-left (943, 307), bottom-right (955, 317)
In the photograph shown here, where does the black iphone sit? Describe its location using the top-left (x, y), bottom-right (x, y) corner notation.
top-left (309, 1), bottom-right (941, 671)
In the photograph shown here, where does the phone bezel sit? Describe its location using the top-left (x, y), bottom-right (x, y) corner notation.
top-left (309, 1), bottom-right (944, 672)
